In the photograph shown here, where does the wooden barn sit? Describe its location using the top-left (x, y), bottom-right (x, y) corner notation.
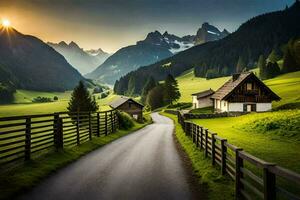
top-left (211, 72), bottom-right (280, 112)
top-left (191, 89), bottom-right (215, 109)
top-left (109, 96), bottom-right (144, 121)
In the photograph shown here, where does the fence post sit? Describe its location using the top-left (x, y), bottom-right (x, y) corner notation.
top-left (200, 127), bottom-right (203, 150)
top-left (97, 112), bottom-right (100, 137)
top-left (105, 111), bottom-right (108, 136)
top-left (235, 148), bottom-right (244, 200)
top-left (221, 139), bottom-right (227, 175)
top-left (263, 164), bottom-right (276, 200)
top-left (25, 117), bottom-right (31, 161)
top-left (88, 112), bottom-right (92, 140)
top-left (192, 124), bottom-right (195, 143)
top-left (110, 110), bottom-right (113, 133)
top-left (54, 113), bottom-right (63, 150)
top-left (211, 133), bottom-right (217, 166)
top-left (76, 112), bottom-right (80, 145)
top-left (205, 129), bottom-right (208, 158)
top-left (196, 126), bottom-right (199, 148)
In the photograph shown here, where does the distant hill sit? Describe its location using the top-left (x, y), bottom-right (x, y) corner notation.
top-left (87, 23), bottom-right (228, 85)
top-left (0, 27), bottom-right (84, 92)
top-left (114, 2), bottom-right (300, 95)
top-left (48, 41), bottom-right (110, 75)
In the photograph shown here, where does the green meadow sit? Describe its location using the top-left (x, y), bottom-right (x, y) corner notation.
top-left (0, 90), bottom-right (118, 117)
top-left (176, 70), bottom-right (230, 102)
top-left (175, 70), bottom-right (300, 172)
top-left (177, 70), bottom-right (300, 109)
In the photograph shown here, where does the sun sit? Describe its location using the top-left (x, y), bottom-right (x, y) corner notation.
top-left (2, 19), bottom-right (11, 27)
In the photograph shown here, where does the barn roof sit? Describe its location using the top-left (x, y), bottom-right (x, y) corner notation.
top-left (211, 72), bottom-right (280, 101)
top-left (109, 96), bottom-right (144, 109)
top-left (192, 89), bottom-right (215, 99)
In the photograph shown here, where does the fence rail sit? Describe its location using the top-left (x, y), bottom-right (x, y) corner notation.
top-left (0, 110), bottom-right (119, 166)
top-left (177, 111), bottom-right (300, 200)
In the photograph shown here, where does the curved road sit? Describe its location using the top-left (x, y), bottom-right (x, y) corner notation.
top-left (19, 113), bottom-right (203, 200)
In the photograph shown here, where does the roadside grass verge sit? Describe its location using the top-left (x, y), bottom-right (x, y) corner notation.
top-left (190, 110), bottom-right (300, 173)
top-left (0, 118), bottom-right (151, 200)
top-left (161, 112), bottom-right (234, 200)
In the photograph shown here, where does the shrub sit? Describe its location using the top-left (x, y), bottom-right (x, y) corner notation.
top-left (116, 111), bottom-right (134, 130)
top-left (167, 102), bottom-right (192, 110)
top-left (32, 96), bottom-right (53, 103)
top-left (53, 96), bottom-right (58, 101)
top-left (100, 92), bottom-right (109, 99)
top-left (93, 87), bottom-right (103, 94)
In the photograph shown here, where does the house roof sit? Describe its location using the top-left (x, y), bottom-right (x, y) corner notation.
top-left (192, 89), bottom-right (215, 99)
top-left (211, 72), bottom-right (281, 101)
top-left (109, 96), bottom-right (144, 109)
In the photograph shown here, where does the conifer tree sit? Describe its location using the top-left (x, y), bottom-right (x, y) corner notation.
top-left (236, 56), bottom-right (245, 73)
top-left (146, 85), bottom-right (165, 110)
top-left (67, 81), bottom-right (99, 112)
top-left (267, 49), bottom-right (280, 63)
top-left (258, 55), bottom-right (267, 79)
top-left (265, 62), bottom-right (281, 79)
top-left (282, 39), bottom-right (300, 73)
top-left (163, 74), bottom-right (181, 105)
top-left (141, 76), bottom-right (157, 104)
top-left (127, 76), bottom-right (136, 96)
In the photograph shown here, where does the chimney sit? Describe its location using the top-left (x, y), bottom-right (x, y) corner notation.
top-left (232, 73), bottom-right (240, 81)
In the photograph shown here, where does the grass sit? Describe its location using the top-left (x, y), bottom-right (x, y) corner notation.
top-left (0, 117), bottom-right (151, 200)
top-left (176, 69), bottom-right (230, 102)
top-left (190, 110), bottom-right (300, 173)
top-left (0, 91), bottom-right (118, 117)
top-left (161, 112), bottom-right (234, 200)
top-left (264, 71), bottom-right (300, 108)
top-left (176, 70), bottom-right (300, 109)
top-left (189, 106), bottom-right (214, 114)
top-left (13, 90), bottom-right (72, 104)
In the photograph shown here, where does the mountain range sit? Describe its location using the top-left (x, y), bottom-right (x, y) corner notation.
top-left (0, 27), bottom-right (84, 92)
top-left (48, 41), bottom-right (110, 75)
top-left (114, 1), bottom-right (300, 95)
top-left (87, 23), bottom-right (228, 85)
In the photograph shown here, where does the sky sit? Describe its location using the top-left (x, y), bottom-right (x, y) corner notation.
top-left (0, 0), bottom-right (294, 53)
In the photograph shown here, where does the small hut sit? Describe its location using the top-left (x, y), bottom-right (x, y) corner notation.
top-left (191, 89), bottom-right (215, 109)
top-left (109, 96), bottom-right (144, 121)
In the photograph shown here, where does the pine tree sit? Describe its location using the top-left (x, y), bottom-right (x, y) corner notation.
top-left (127, 76), bottom-right (136, 96)
top-left (265, 62), bottom-right (281, 79)
top-left (282, 46), bottom-right (296, 73)
top-left (267, 49), bottom-right (280, 63)
top-left (258, 55), bottom-right (267, 79)
top-left (236, 56), bottom-right (245, 73)
top-left (146, 85), bottom-right (165, 110)
top-left (67, 81), bottom-right (99, 113)
top-left (163, 74), bottom-right (181, 105)
top-left (282, 39), bottom-right (300, 73)
top-left (141, 76), bottom-right (157, 104)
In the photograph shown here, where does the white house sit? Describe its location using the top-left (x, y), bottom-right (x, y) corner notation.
top-left (211, 72), bottom-right (280, 112)
top-left (191, 89), bottom-right (215, 109)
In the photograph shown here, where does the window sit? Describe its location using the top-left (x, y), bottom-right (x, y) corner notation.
top-left (224, 101), bottom-right (226, 106)
top-left (246, 83), bottom-right (252, 91)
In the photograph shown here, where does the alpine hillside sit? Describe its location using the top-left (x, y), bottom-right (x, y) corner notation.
top-left (48, 41), bottom-right (110, 75)
top-left (87, 23), bottom-right (228, 85)
top-left (0, 27), bottom-right (84, 93)
top-left (114, 2), bottom-right (300, 95)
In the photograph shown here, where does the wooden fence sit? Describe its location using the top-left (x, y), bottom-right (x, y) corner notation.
top-left (177, 112), bottom-right (300, 200)
top-left (0, 110), bottom-right (118, 166)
